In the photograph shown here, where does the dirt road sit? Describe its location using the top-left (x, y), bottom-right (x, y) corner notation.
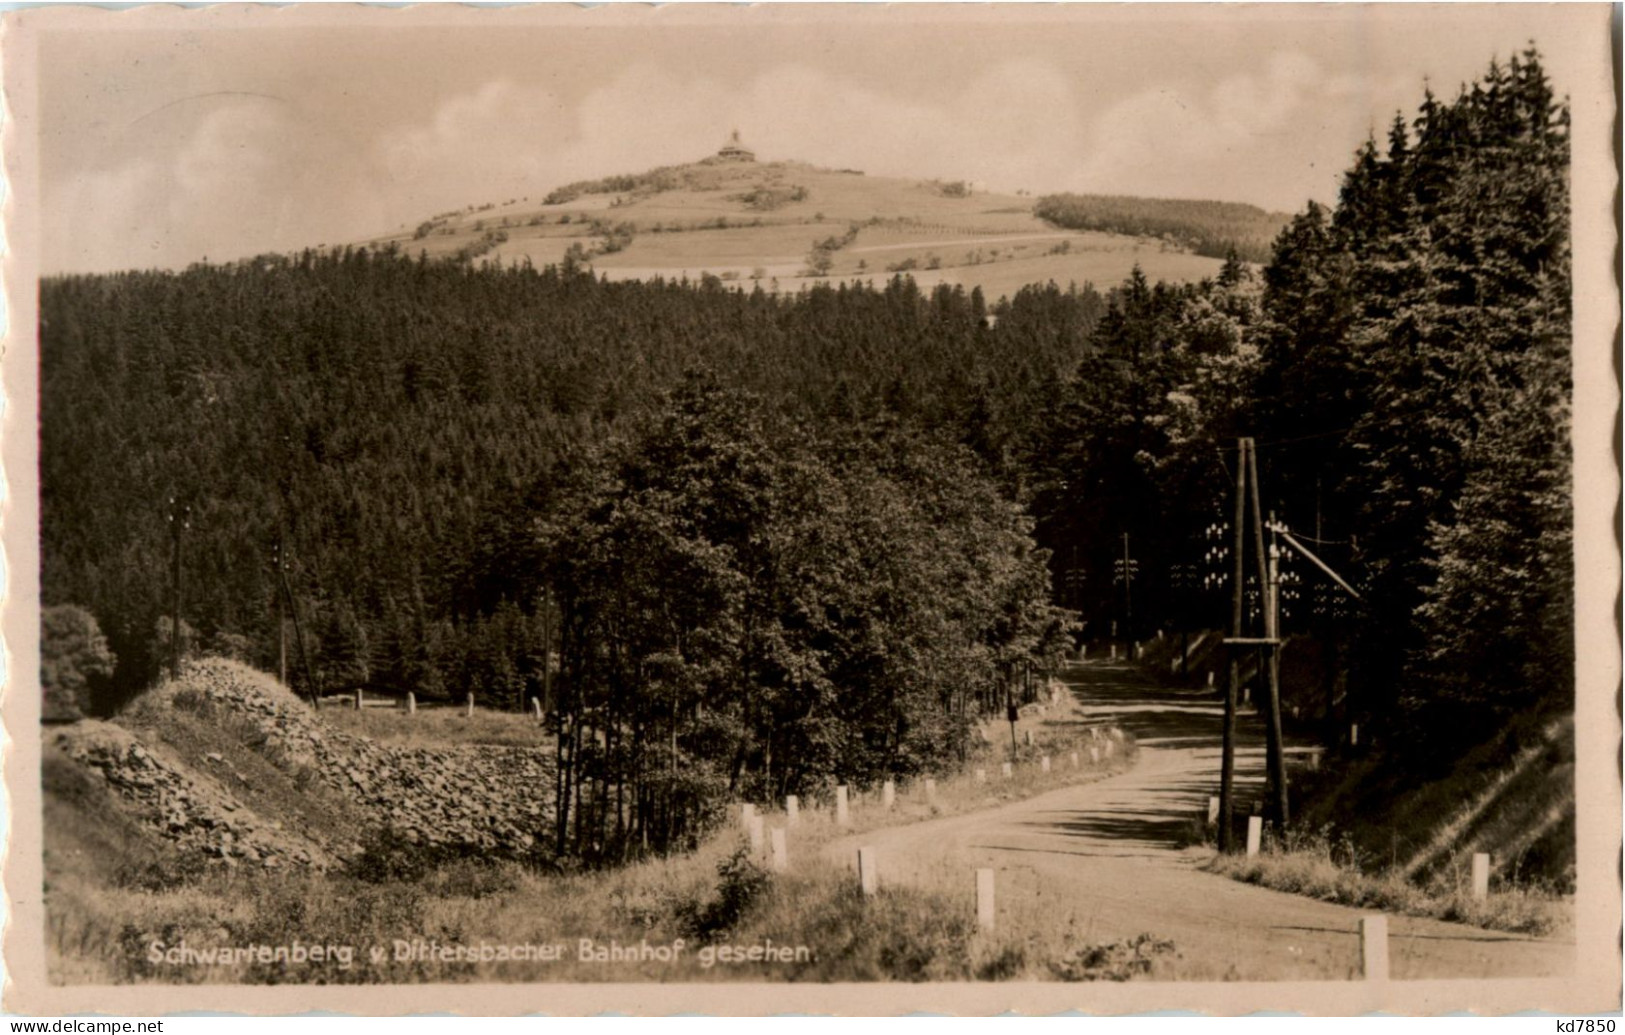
top-left (826, 659), bottom-right (1574, 981)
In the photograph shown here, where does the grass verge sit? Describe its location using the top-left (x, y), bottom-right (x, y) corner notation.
top-left (47, 833), bottom-right (1179, 984)
top-left (1203, 828), bottom-right (1570, 938)
top-left (321, 703), bottom-right (556, 749)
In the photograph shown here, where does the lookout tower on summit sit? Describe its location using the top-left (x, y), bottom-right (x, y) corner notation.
top-left (715, 129), bottom-right (756, 163)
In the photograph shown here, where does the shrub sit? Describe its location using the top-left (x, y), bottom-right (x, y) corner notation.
top-left (1048, 933), bottom-right (1176, 981)
top-left (675, 849), bottom-right (771, 941)
top-left (43, 604), bottom-right (115, 720)
top-left (351, 826), bottom-right (477, 884)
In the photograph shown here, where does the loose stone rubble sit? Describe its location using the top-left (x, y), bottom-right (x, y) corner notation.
top-left (53, 720), bottom-right (339, 871)
top-left (54, 659), bottom-right (555, 871)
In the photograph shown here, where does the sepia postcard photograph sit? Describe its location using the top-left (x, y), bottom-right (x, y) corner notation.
top-left (1, 1), bottom-right (1618, 1017)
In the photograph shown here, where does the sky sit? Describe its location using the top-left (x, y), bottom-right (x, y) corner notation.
top-left (32, 3), bottom-right (1605, 274)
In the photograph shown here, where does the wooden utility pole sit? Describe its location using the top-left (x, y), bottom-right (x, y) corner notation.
top-left (272, 536), bottom-right (288, 686)
top-left (1121, 532), bottom-right (1134, 648)
top-left (1218, 441), bottom-right (1245, 851)
top-left (1245, 443), bottom-right (1290, 828)
top-left (541, 588), bottom-right (555, 713)
top-left (1005, 668), bottom-right (1019, 755)
top-left (276, 546), bottom-right (322, 709)
top-left (1218, 440), bottom-right (1292, 842)
top-left (167, 497), bottom-right (191, 681)
top-left (1263, 534), bottom-right (1290, 828)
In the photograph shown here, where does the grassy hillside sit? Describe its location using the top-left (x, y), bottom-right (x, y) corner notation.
top-left (362, 158), bottom-right (1229, 299)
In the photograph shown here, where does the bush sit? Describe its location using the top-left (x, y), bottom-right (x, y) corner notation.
top-left (1048, 933), bottom-right (1176, 981)
top-left (351, 826), bottom-right (478, 884)
top-left (42, 604), bottom-right (115, 720)
top-left (675, 849), bottom-right (771, 941)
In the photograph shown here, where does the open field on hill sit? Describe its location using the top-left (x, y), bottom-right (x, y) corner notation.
top-left (366, 158), bottom-right (1236, 299)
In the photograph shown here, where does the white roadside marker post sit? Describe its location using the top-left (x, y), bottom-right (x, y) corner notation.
top-left (858, 847), bottom-right (878, 896)
top-left (770, 827), bottom-right (788, 873)
top-left (1110, 644), bottom-right (1117, 661)
top-left (532, 698), bottom-right (544, 722)
top-left (785, 795), bottom-right (799, 827)
top-left (1207, 670), bottom-right (1215, 688)
top-left (1246, 815), bottom-right (1263, 857)
top-left (1471, 853), bottom-right (1491, 900)
top-left (924, 779), bottom-right (937, 802)
top-left (1361, 916), bottom-right (1390, 981)
top-left (976, 868), bottom-right (996, 932)
top-left (881, 780), bottom-right (895, 809)
top-left (1000, 762), bottom-right (1013, 780)
top-left (465, 692), bottom-right (475, 718)
top-left (835, 785), bottom-right (851, 826)
top-left (406, 691), bottom-right (416, 715)
top-left (1041, 755), bottom-right (1051, 773)
top-left (355, 689), bottom-right (364, 711)
top-left (1207, 795), bottom-right (1220, 826)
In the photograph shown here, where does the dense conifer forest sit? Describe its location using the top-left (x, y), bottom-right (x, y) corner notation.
top-left (42, 49), bottom-right (1571, 856)
top-left (1032, 194), bottom-right (1289, 263)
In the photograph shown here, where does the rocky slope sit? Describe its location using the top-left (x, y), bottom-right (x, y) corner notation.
top-left (49, 659), bottom-right (556, 872)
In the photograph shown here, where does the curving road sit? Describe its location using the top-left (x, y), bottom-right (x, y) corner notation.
top-left (825, 659), bottom-right (1574, 981)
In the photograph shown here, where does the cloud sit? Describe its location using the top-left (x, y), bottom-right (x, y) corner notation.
top-left (47, 96), bottom-right (392, 273)
top-left (1071, 53), bottom-right (1380, 210)
top-left (366, 53), bottom-right (1370, 229)
top-left (52, 159), bottom-right (168, 273)
top-left (364, 58), bottom-right (1094, 223)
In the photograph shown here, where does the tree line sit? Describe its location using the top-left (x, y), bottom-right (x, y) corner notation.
top-left (1032, 193), bottom-right (1289, 263)
top-left (1025, 46), bottom-right (1571, 758)
top-left (40, 254), bottom-right (1101, 726)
